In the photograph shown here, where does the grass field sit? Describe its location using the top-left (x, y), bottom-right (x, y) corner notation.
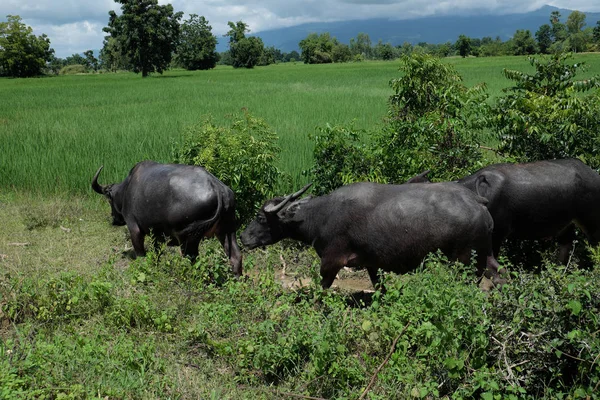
top-left (2, 54), bottom-right (600, 398)
top-left (2, 53), bottom-right (600, 196)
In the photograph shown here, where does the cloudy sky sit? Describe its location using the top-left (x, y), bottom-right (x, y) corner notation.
top-left (2, 0), bottom-right (599, 58)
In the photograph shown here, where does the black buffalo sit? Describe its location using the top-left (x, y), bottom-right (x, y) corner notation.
top-left (240, 182), bottom-right (502, 289)
top-left (458, 158), bottom-right (600, 264)
top-left (92, 161), bottom-right (242, 276)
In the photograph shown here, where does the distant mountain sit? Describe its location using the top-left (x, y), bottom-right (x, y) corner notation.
top-left (216, 5), bottom-right (600, 53)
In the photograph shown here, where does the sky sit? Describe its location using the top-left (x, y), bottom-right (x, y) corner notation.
top-left (1, 0), bottom-right (599, 58)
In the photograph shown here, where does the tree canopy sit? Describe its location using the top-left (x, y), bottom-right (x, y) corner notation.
top-left (103, 0), bottom-right (183, 77)
top-left (176, 14), bottom-right (219, 70)
top-left (0, 15), bottom-right (54, 77)
top-left (225, 21), bottom-right (264, 68)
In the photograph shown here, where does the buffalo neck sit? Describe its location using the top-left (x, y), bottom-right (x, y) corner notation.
top-left (284, 197), bottom-right (326, 246)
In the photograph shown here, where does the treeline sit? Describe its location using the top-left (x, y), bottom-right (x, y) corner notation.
top-left (299, 10), bottom-right (600, 64)
top-left (2, 2), bottom-right (600, 77)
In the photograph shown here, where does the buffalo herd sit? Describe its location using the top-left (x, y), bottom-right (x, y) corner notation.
top-left (93, 158), bottom-right (600, 290)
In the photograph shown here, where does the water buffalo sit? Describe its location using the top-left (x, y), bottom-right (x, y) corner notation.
top-left (240, 182), bottom-right (502, 289)
top-left (457, 158), bottom-right (600, 264)
top-left (92, 161), bottom-right (242, 276)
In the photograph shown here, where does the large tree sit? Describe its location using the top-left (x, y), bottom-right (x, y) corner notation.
top-left (550, 11), bottom-right (568, 43)
top-left (299, 32), bottom-right (337, 64)
top-left (0, 15), bottom-right (54, 77)
top-left (535, 24), bottom-right (552, 54)
top-left (566, 10), bottom-right (587, 53)
top-left (103, 0), bottom-right (182, 77)
top-left (455, 35), bottom-right (471, 58)
top-left (176, 14), bottom-right (218, 70)
top-left (225, 21), bottom-right (263, 68)
top-left (510, 29), bottom-right (537, 55)
top-left (349, 32), bottom-right (372, 59)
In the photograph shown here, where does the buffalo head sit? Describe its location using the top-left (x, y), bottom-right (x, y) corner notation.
top-left (241, 183), bottom-right (312, 249)
top-left (92, 166), bottom-right (126, 226)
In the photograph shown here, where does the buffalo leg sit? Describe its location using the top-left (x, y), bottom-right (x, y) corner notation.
top-left (320, 258), bottom-right (343, 289)
top-left (218, 232), bottom-right (243, 277)
top-left (127, 223), bottom-right (146, 258)
top-left (557, 225), bottom-right (577, 265)
top-left (366, 267), bottom-right (386, 292)
top-left (181, 237), bottom-right (201, 263)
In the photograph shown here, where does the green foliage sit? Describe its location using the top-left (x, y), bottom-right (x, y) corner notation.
top-left (331, 43), bottom-right (352, 63)
top-left (176, 14), bottom-right (219, 71)
top-left (59, 64), bottom-right (87, 75)
top-left (536, 24), bottom-right (553, 54)
top-left (377, 53), bottom-right (486, 182)
top-left (103, 0), bottom-right (183, 77)
top-left (299, 32), bottom-right (337, 64)
top-left (172, 112), bottom-right (283, 225)
top-left (490, 52), bottom-right (600, 168)
top-left (509, 29), bottom-right (538, 55)
top-left (306, 122), bottom-right (382, 196)
top-left (480, 263), bottom-right (600, 398)
top-left (83, 50), bottom-right (98, 72)
top-left (456, 34), bottom-right (471, 58)
top-left (225, 20), bottom-right (264, 69)
top-left (0, 15), bottom-right (54, 77)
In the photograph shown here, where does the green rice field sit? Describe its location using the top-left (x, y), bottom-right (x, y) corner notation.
top-left (1, 54), bottom-right (600, 195)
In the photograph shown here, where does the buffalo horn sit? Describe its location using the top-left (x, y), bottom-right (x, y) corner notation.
top-left (91, 165), bottom-right (106, 195)
top-left (264, 183), bottom-right (313, 214)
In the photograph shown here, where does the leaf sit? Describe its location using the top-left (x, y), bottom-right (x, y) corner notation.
top-left (555, 349), bottom-right (563, 358)
top-left (567, 300), bottom-right (582, 316)
top-left (361, 320), bottom-right (372, 332)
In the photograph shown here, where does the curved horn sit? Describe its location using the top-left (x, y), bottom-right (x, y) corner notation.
top-left (91, 165), bottom-right (106, 195)
top-left (264, 183), bottom-right (313, 214)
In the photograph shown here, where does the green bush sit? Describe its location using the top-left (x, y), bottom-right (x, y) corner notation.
top-left (173, 111), bottom-right (284, 225)
top-left (490, 52), bottom-right (600, 169)
top-left (306, 122), bottom-right (383, 195)
top-left (376, 53), bottom-right (487, 182)
top-left (59, 64), bottom-right (88, 75)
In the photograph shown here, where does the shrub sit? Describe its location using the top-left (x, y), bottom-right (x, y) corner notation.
top-left (59, 64), bottom-right (88, 75)
top-left (490, 52), bottom-right (600, 169)
top-left (306, 122), bottom-right (382, 195)
top-left (376, 53), bottom-right (487, 182)
top-left (173, 111), bottom-right (284, 225)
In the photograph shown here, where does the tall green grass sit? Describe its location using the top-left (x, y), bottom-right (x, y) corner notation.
top-left (1, 54), bottom-right (599, 195)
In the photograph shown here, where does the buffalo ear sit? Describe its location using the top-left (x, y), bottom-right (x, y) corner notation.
top-left (283, 197), bottom-right (311, 218)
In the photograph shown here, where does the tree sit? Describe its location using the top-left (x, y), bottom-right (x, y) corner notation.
top-left (225, 20), bottom-right (264, 68)
top-left (332, 43), bottom-right (351, 63)
top-left (176, 14), bottom-right (218, 70)
top-left (298, 32), bottom-right (336, 64)
top-left (510, 30), bottom-right (537, 55)
top-left (535, 24), bottom-right (552, 54)
top-left (0, 15), bottom-right (54, 77)
top-left (103, 0), bottom-right (182, 77)
top-left (455, 35), bottom-right (471, 58)
top-left (374, 40), bottom-right (395, 60)
top-left (550, 11), bottom-right (568, 43)
top-left (566, 10), bottom-right (586, 34)
top-left (284, 50), bottom-right (300, 62)
top-left (349, 33), bottom-right (372, 59)
top-left (83, 50), bottom-right (98, 71)
top-left (594, 21), bottom-right (600, 44)
top-left (99, 36), bottom-right (130, 72)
